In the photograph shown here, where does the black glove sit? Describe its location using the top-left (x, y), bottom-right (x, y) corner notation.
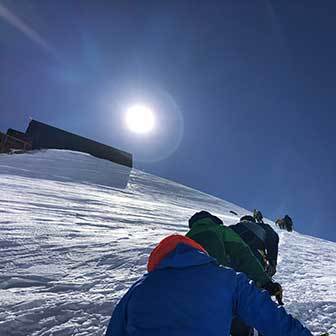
top-left (264, 281), bottom-right (284, 305)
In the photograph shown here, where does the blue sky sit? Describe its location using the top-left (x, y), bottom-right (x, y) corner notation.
top-left (1, 1), bottom-right (335, 242)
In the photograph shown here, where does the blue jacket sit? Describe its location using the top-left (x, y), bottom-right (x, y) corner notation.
top-left (105, 244), bottom-right (311, 336)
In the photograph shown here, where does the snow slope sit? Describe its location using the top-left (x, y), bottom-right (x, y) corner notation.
top-left (0, 150), bottom-right (335, 336)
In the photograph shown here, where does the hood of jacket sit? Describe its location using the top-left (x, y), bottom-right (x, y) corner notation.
top-left (147, 234), bottom-right (216, 272)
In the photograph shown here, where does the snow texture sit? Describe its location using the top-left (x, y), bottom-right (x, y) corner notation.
top-left (0, 150), bottom-right (335, 336)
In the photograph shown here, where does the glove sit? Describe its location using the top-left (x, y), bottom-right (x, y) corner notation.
top-left (264, 281), bottom-right (284, 305)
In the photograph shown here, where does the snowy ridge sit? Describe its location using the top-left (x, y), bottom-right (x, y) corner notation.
top-left (0, 150), bottom-right (335, 335)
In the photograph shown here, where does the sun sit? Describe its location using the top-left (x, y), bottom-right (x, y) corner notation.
top-left (125, 104), bottom-right (155, 134)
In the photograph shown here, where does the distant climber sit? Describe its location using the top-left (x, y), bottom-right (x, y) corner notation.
top-left (186, 211), bottom-right (282, 336)
top-left (253, 209), bottom-right (264, 223)
top-left (230, 214), bottom-right (279, 278)
top-left (105, 234), bottom-right (313, 336)
top-left (276, 215), bottom-right (293, 232)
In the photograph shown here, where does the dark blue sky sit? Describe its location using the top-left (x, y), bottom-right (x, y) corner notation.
top-left (1, 1), bottom-right (335, 242)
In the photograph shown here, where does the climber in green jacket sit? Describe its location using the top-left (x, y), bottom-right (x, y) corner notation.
top-left (186, 210), bottom-right (276, 289)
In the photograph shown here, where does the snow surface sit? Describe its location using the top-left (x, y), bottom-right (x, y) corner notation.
top-left (0, 150), bottom-right (335, 336)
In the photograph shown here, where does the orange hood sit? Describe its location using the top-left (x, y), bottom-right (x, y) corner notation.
top-left (147, 234), bottom-right (207, 272)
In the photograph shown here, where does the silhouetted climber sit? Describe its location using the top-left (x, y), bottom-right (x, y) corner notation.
top-left (275, 218), bottom-right (284, 229)
top-left (230, 215), bottom-right (279, 278)
top-left (105, 234), bottom-right (313, 336)
top-left (253, 209), bottom-right (264, 223)
top-left (284, 215), bottom-right (293, 231)
top-left (186, 211), bottom-right (282, 336)
top-left (276, 215), bottom-right (294, 232)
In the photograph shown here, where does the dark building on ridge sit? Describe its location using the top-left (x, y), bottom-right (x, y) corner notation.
top-left (25, 120), bottom-right (132, 168)
top-left (1, 119), bottom-right (132, 168)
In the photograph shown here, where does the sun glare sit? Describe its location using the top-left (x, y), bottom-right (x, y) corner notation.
top-left (125, 104), bottom-right (155, 134)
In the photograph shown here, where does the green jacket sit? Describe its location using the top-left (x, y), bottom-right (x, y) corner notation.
top-left (186, 218), bottom-right (271, 287)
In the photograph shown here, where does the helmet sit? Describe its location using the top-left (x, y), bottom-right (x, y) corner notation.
top-left (188, 210), bottom-right (223, 229)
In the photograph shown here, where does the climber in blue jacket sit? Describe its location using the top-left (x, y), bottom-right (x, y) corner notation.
top-left (105, 234), bottom-right (312, 336)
